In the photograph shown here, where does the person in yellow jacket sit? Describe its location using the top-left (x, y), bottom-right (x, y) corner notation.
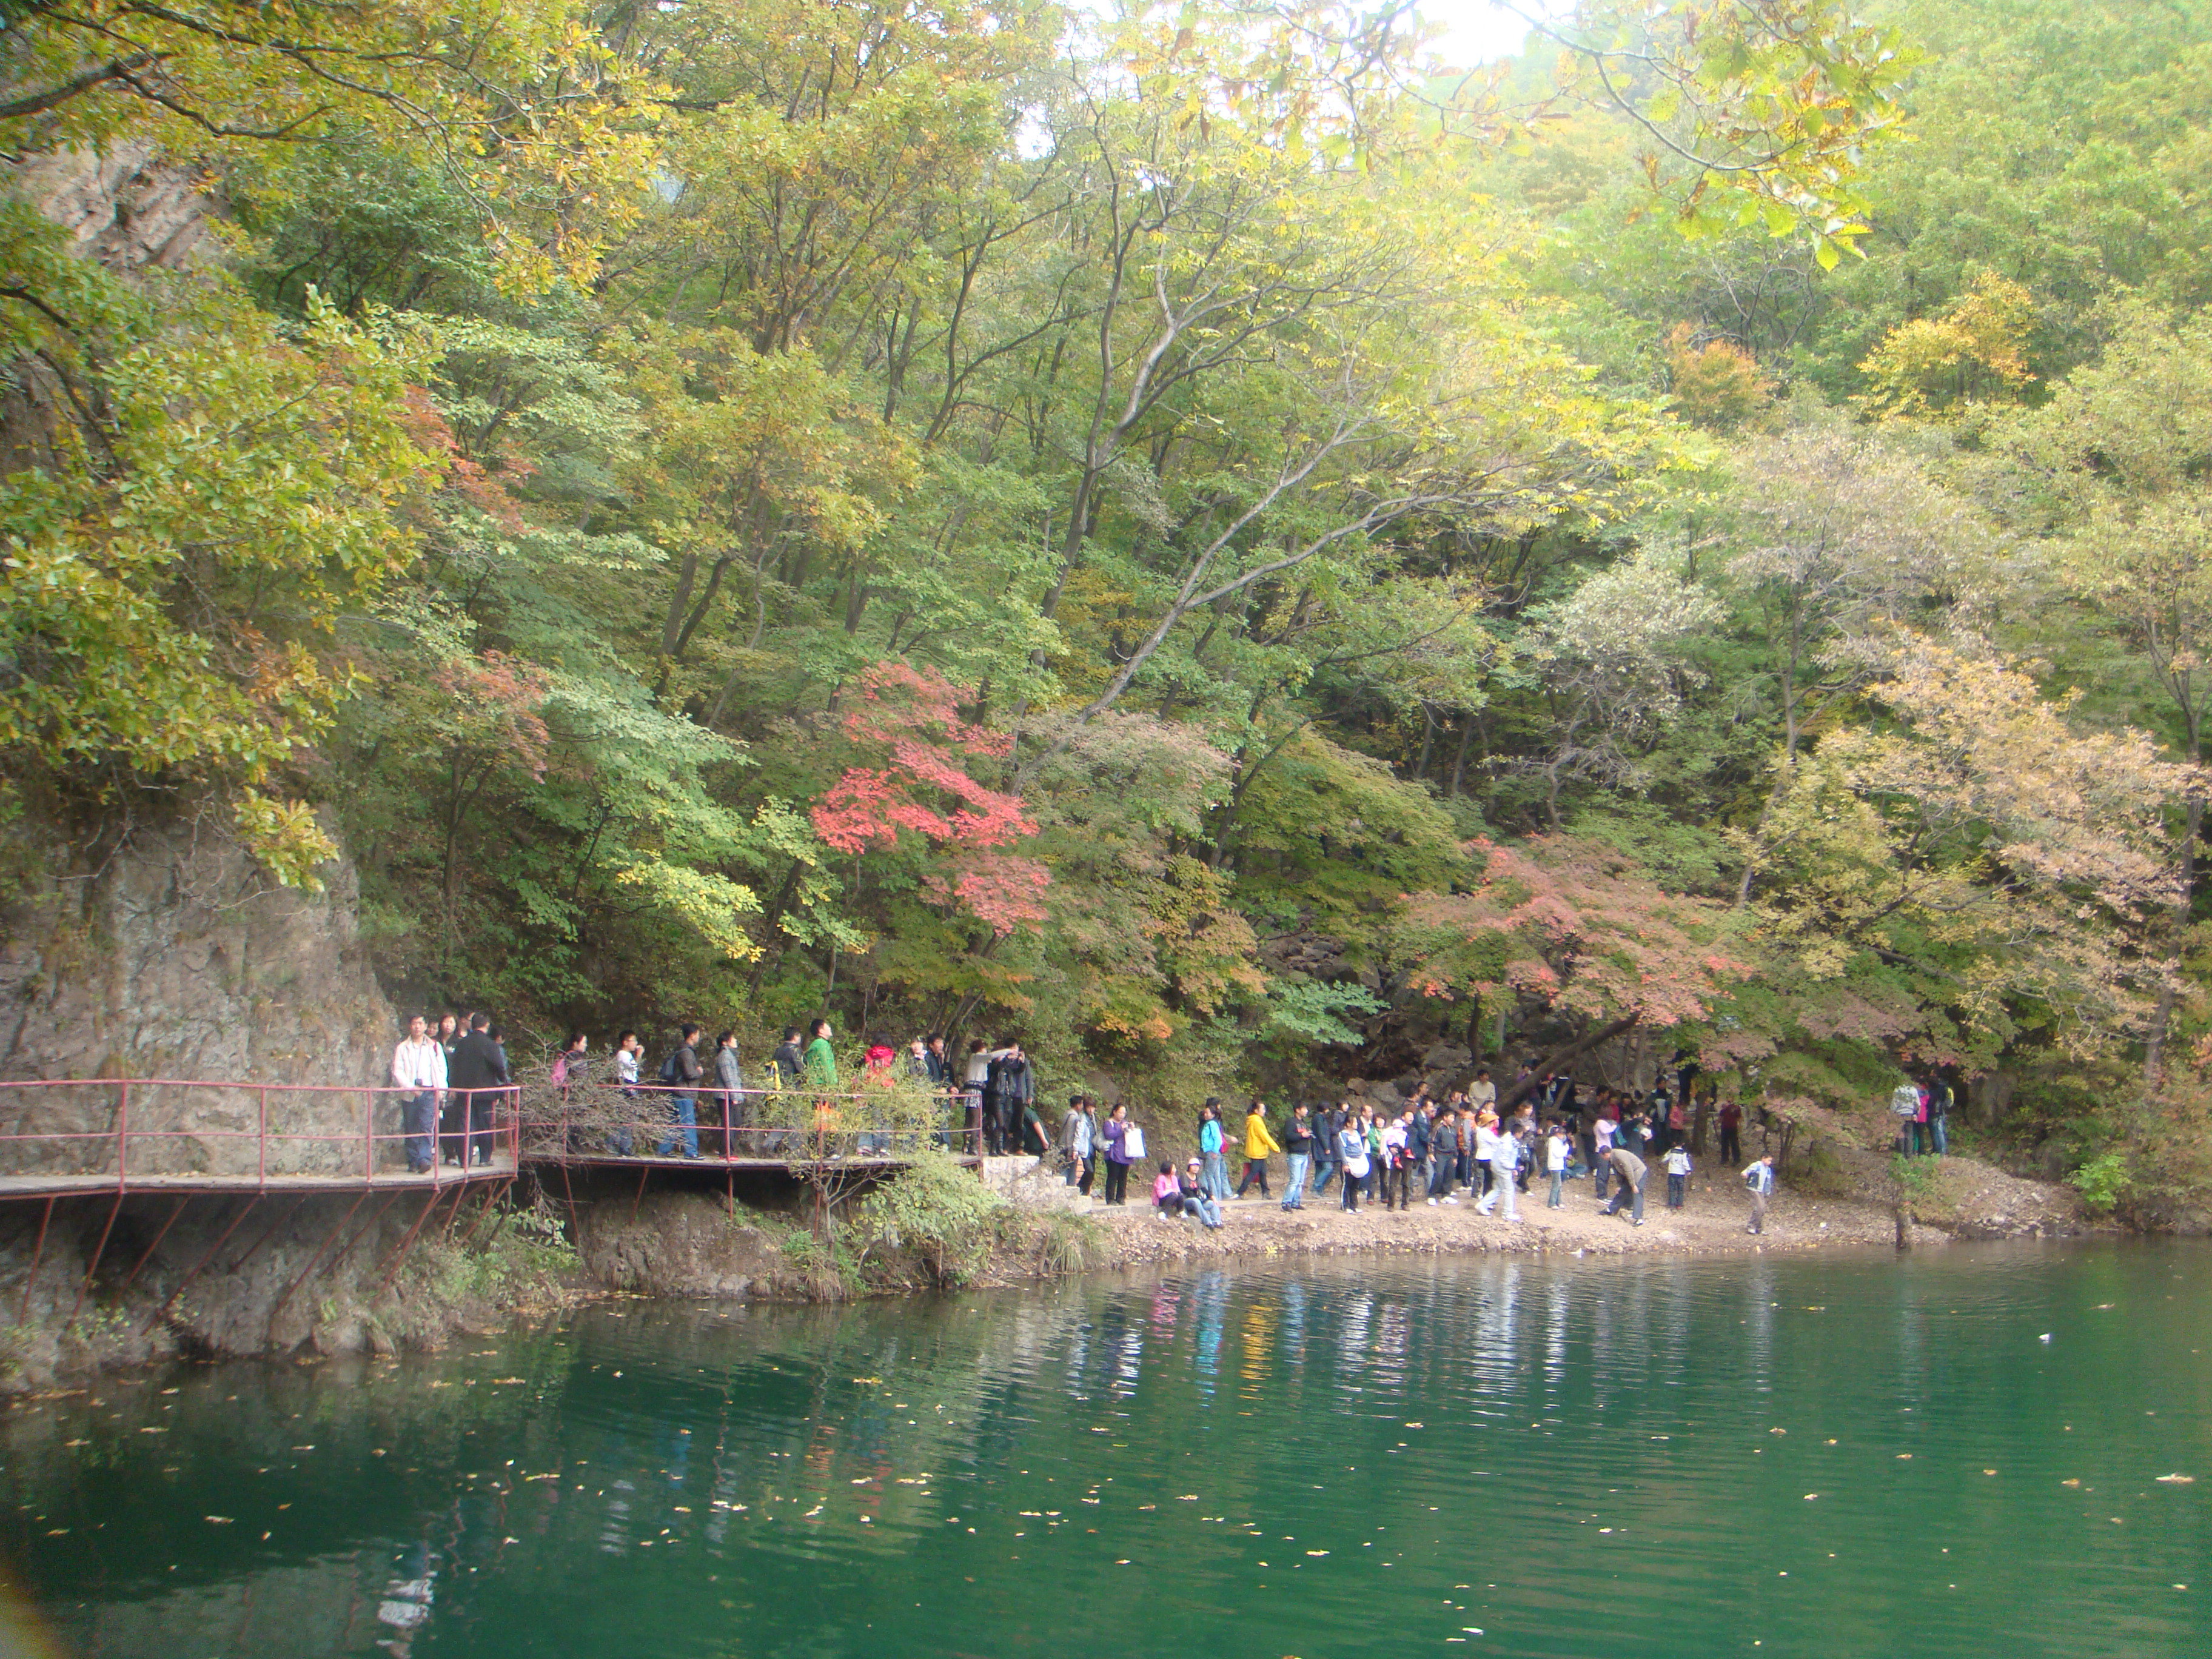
top-left (1235, 1100), bottom-right (1281, 1198)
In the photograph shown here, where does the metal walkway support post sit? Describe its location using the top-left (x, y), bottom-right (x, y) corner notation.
top-left (17, 1195), bottom-right (55, 1326)
top-left (142, 1194), bottom-right (260, 1335)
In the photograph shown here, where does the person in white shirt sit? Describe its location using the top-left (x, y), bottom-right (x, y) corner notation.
top-left (1593, 1113), bottom-right (1617, 1202)
top-left (1467, 1068), bottom-right (1497, 1114)
top-left (1476, 1115), bottom-right (1518, 1219)
top-left (1664, 1143), bottom-right (1693, 1208)
top-left (1379, 1111), bottom-right (1410, 1210)
top-left (390, 1014), bottom-right (447, 1174)
top-left (1544, 1123), bottom-right (1570, 1208)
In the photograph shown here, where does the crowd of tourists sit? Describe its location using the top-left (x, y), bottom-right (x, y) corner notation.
top-left (394, 1008), bottom-right (1942, 1241)
top-left (401, 1013), bottom-right (1052, 1165)
top-left (1056, 1068), bottom-right (1789, 1236)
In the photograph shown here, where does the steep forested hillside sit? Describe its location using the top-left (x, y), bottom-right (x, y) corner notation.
top-left (5, 0), bottom-right (2210, 1217)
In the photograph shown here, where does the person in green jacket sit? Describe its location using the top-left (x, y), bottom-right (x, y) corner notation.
top-left (803, 1017), bottom-right (837, 1153)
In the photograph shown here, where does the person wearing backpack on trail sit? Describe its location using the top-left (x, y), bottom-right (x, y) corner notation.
top-left (759, 1025), bottom-right (803, 1155)
top-left (1889, 1080), bottom-right (1922, 1156)
top-left (1235, 1101), bottom-right (1281, 1199)
top-left (658, 1024), bottom-right (703, 1158)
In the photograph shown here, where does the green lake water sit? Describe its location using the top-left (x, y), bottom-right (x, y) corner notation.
top-left (1, 1242), bottom-right (2207, 1658)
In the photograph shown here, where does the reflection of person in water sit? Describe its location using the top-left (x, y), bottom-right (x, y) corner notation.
top-left (375, 1542), bottom-right (437, 1657)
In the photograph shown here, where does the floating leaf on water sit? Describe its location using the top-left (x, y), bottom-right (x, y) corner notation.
top-left (2156, 1474), bottom-right (2195, 1484)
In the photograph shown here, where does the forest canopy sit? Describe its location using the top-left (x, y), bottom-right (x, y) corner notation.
top-left (5, 0), bottom-right (2211, 1207)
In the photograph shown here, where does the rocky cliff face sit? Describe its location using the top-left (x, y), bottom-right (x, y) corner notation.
top-left (0, 815), bottom-right (401, 1173)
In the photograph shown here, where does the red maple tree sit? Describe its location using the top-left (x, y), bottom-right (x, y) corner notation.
top-left (811, 662), bottom-right (1050, 936)
top-left (1401, 835), bottom-right (1752, 1102)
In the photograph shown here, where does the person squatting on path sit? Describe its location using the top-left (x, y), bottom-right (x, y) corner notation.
top-left (1745, 1154), bottom-right (1775, 1235)
top-left (1153, 1160), bottom-right (1224, 1228)
top-left (1178, 1160), bottom-right (1225, 1227)
top-left (392, 1015), bottom-right (446, 1174)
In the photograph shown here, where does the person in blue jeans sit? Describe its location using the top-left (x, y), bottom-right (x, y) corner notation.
top-left (1309, 1104), bottom-right (1339, 1195)
top-left (1544, 1122), bottom-right (1570, 1209)
top-left (1601, 1145), bottom-right (1647, 1225)
top-left (1178, 1160), bottom-right (1225, 1228)
top-left (659, 1023), bottom-right (703, 1158)
top-left (1281, 1104), bottom-right (1314, 1210)
top-left (390, 1014), bottom-right (445, 1174)
top-left (1198, 1101), bottom-right (1228, 1199)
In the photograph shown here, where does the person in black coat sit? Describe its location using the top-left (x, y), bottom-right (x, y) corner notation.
top-left (446, 1013), bottom-right (511, 1167)
top-left (989, 1042), bottom-right (1033, 1156)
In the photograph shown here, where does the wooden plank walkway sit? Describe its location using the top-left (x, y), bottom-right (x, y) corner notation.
top-left (519, 1151), bottom-right (980, 1174)
top-left (0, 1159), bottom-right (517, 1199)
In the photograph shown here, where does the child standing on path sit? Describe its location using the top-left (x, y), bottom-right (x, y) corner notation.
top-left (1664, 1143), bottom-right (1692, 1209)
top-left (1544, 1121), bottom-right (1570, 1208)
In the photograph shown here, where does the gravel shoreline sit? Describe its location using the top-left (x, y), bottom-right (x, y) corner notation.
top-left (984, 1155), bottom-right (2101, 1275)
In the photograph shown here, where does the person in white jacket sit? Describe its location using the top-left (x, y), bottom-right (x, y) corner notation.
top-left (1543, 1123), bottom-right (1571, 1208)
top-left (391, 1014), bottom-right (447, 1174)
top-left (1476, 1116), bottom-right (1519, 1219)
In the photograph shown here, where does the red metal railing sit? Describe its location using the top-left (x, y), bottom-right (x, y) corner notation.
top-left (520, 1081), bottom-right (984, 1164)
top-left (0, 1078), bottom-right (521, 1192)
